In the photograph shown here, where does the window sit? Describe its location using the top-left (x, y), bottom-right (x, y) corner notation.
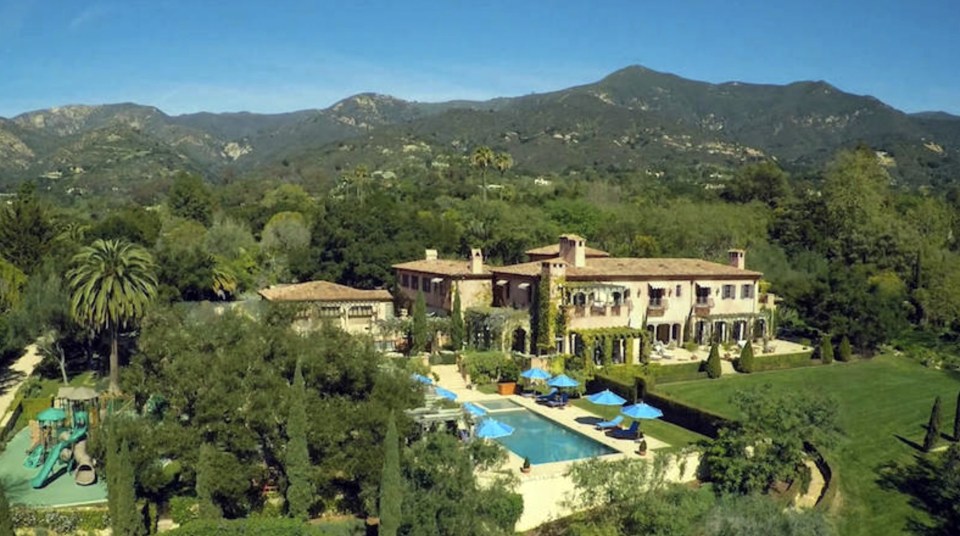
top-left (612, 292), bottom-right (622, 306)
top-left (319, 306), bottom-right (341, 318)
top-left (401, 273), bottom-right (409, 288)
top-left (696, 286), bottom-right (711, 305)
top-left (649, 288), bottom-right (665, 307)
top-left (411, 275), bottom-right (419, 290)
top-left (348, 305), bottom-right (374, 317)
top-left (722, 285), bottom-right (735, 299)
top-left (675, 285), bottom-right (682, 298)
top-left (421, 277), bottom-right (430, 292)
top-left (505, 283), bottom-right (511, 299)
top-left (741, 284), bottom-right (755, 299)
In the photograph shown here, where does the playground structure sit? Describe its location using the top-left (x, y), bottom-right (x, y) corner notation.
top-left (23, 387), bottom-right (100, 489)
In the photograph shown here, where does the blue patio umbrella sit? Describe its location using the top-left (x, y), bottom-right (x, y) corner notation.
top-left (463, 402), bottom-right (487, 417)
top-left (411, 373), bottom-right (433, 385)
top-left (621, 402), bottom-right (664, 420)
top-left (476, 418), bottom-right (515, 439)
top-left (434, 387), bottom-right (458, 401)
top-left (520, 368), bottom-right (552, 381)
top-left (586, 389), bottom-right (627, 406)
top-left (547, 374), bottom-right (579, 389)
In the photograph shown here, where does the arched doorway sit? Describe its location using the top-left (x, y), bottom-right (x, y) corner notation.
top-left (713, 321), bottom-right (728, 343)
top-left (511, 327), bottom-right (527, 353)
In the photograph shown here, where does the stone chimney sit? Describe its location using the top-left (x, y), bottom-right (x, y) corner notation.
top-left (469, 248), bottom-right (484, 274)
top-left (424, 249), bottom-right (438, 261)
top-left (728, 249), bottom-right (746, 270)
top-left (540, 260), bottom-right (566, 300)
top-left (558, 234), bottom-right (587, 268)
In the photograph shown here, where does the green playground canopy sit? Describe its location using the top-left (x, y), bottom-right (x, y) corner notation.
top-left (37, 407), bottom-right (67, 423)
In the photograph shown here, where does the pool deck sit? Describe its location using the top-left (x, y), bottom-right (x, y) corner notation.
top-left (433, 365), bottom-right (700, 531)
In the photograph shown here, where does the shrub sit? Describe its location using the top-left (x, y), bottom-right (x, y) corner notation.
top-left (706, 344), bottom-right (722, 379)
top-left (737, 343), bottom-right (755, 374)
top-left (820, 335), bottom-right (834, 364)
top-left (750, 351), bottom-right (816, 372)
top-left (169, 496), bottom-right (199, 525)
top-left (165, 518), bottom-right (336, 535)
top-left (838, 336), bottom-right (852, 362)
top-left (924, 396), bottom-right (943, 452)
top-left (643, 392), bottom-right (732, 438)
top-left (11, 507), bottom-right (110, 533)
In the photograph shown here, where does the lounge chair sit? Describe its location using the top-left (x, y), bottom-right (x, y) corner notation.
top-left (547, 393), bottom-right (569, 408)
top-left (595, 415), bottom-right (623, 430)
top-left (536, 388), bottom-right (558, 403)
top-left (608, 421), bottom-right (641, 440)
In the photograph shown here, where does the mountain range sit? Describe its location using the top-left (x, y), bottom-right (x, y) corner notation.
top-left (2, 65), bottom-right (958, 196)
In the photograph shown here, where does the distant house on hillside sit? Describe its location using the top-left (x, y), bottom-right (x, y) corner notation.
top-left (258, 280), bottom-right (394, 345)
top-left (392, 248), bottom-right (492, 315)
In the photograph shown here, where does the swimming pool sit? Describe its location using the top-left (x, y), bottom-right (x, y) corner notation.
top-left (478, 403), bottom-right (618, 464)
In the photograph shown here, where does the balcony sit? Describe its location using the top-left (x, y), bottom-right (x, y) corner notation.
top-left (646, 298), bottom-right (669, 317)
top-left (694, 298), bottom-right (714, 316)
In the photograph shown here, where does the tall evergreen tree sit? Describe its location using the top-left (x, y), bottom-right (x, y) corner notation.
top-left (0, 482), bottom-right (13, 536)
top-left (738, 342), bottom-right (755, 373)
top-left (534, 276), bottom-right (556, 354)
top-left (820, 334), bottom-right (834, 364)
top-left (197, 443), bottom-right (222, 520)
top-left (450, 287), bottom-right (465, 351)
top-left (285, 360), bottom-right (313, 520)
top-left (411, 291), bottom-right (428, 354)
top-left (954, 390), bottom-right (960, 442)
top-left (379, 413), bottom-right (402, 536)
top-left (706, 343), bottom-right (722, 379)
top-left (837, 336), bottom-right (853, 362)
top-left (0, 181), bottom-right (57, 273)
top-left (109, 438), bottom-right (144, 535)
top-left (924, 396), bottom-right (943, 452)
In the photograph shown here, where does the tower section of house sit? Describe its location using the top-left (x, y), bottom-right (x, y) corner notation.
top-left (392, 248), bottom-right (492, 315)
top-left (491, 236), bottom-right (764, 363)
top-left (258, 280), bottom-right (394, 345)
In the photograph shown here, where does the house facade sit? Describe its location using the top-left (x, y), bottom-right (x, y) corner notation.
top-left (258, 280), bottom-right (394, 340)
top-left (392, 248), bottom-right (492, 315)
top-left (490, 235), bottom-right (767, 362)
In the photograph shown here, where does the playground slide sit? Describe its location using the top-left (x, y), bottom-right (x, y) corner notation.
top-left (30, 425), bottom-right (87, 489)
top-left (72, 439), bottom-right (96, 486)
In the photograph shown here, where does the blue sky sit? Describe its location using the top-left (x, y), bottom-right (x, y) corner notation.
top-left (1, 0), bottom-right (958, 117)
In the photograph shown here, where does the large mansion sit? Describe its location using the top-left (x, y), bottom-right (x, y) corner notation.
top-left (392, 235), bottom-right (770, 362)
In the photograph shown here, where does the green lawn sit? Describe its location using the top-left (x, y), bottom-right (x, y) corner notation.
top-left (657, 356), bottom-right (960, 536)
top-left (571, 399), bottom-right (708, 452)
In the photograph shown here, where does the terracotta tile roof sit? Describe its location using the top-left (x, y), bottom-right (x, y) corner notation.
top-left (259, 281), bottom-right (392, 302)
top-left (392, 259), bottom-right (492, 277)
top-left (491, 257), bottom-right (762, 279)
top-left (525, 244), bottom-right (610, 257)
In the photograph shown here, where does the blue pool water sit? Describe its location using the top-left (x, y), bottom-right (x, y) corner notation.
top-left (482, 407), bottom-right (618, 465)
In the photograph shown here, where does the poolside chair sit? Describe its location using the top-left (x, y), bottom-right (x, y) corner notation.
top-left (595, 415), bottom-right (623, 430)
top-left (536, 388), bottom-right (558, 403)
top-left (608, 421), bottom-right (641, 440)
top-left (547, 393), bottom-right (569, 408)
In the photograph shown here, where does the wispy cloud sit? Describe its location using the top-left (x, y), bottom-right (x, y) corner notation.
top-left (68, 3), bottom-right (115, 31)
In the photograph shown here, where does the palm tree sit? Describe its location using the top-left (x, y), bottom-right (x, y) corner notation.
top-left (471, 146), bottom-right (494, 201)
top-left (68, 239), bottom-right (157, 393)
top-left (494, 152), bottom-right (513, 178)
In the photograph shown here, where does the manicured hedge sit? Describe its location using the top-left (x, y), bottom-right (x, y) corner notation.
top-left (648, 361), bottom-right (707, 383)
top-left (642, 391), bottom-right (731, 438)
top-left (166, 518), bottom-right (359, 535)
top-left (751, 351), bottom-right (816, 372)
top-left (12, 506), bottom-right (110, 533)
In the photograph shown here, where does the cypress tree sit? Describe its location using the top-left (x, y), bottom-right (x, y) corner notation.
top-left (285, 360), bottom-right (313, 520)
top-left (411, 291), bottom-right (428, 354)
top-left (820, 335), bottom-right (834, 364)
top-left (0, 482), bottom-right (13, 536)
top-left (738, 342), bottom-right (755, 373)
top-left (924, 396), bottom-right (943, 452)
top-left (954, 390), bottom-right (960, 441)
top-left (196, 443), bottom-right (222, 520)
top-left (379, 413), bottom-right (402, 536)
top-left (534, 276), bottom-right (555, 354)
top-left (838, 336), bottom-right (852, 362)
top-left (706, 343), bottom-right (722, 379)
top-left (110, 439), bottom-right (144, 535)
top-left (450, 287), bottom-right (465, 351)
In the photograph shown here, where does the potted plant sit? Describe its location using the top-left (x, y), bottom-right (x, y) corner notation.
top-left (497, 357), bottom-right (520, 395)
top-left (637, 439), bottom-right (648, 456)
top-left (521, 457), bottom-right (532, 474)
